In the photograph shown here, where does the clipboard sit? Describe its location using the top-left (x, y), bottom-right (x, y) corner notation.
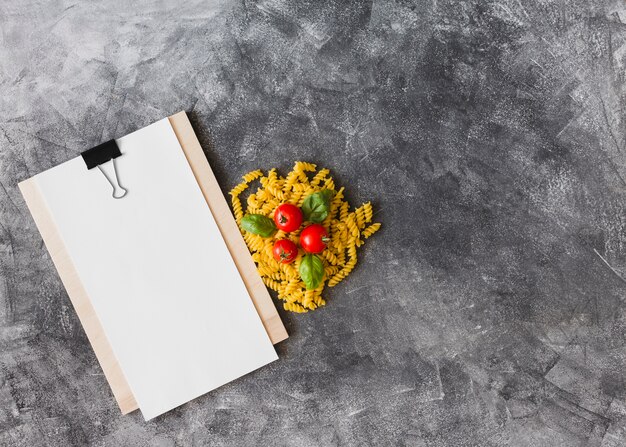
top-left (18, 111), bottom-right (288, 415)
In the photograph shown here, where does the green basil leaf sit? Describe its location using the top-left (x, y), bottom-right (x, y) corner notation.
top-left (302, 189), bottom-right (335, 223)
top-left (240, 214), bottom-right (277, 237)
top-left (299, 254), bottom-right (325, 290)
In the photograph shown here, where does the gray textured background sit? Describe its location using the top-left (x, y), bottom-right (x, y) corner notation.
top-left (1, 0), bottom-right (626, 445)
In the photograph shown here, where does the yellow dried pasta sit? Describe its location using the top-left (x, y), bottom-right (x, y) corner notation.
top-left (229, 162), bottom-right (381, 312)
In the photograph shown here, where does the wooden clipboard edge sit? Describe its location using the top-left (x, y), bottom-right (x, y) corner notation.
top-left (168, 111), bottom-right (288, 345)
top-left (18, 178), bottom-right (139, 414)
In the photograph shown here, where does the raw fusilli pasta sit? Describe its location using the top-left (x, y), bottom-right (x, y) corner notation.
top-left (229, 162), bottom-right (381, 312)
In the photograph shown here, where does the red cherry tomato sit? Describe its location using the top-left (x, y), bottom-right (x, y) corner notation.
top-left (299, 224), bottom-right (329, 254)
top-left (274, 203), bottom-right (303, 232)
top-left (272, 239), bottom-right (298, 264)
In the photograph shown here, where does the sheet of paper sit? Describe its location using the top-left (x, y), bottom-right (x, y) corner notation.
top-left (34, 118), bottom-right (277, 420)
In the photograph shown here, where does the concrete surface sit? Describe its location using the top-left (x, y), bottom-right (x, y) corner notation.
top-left (1, 0), bottom-right (626, 445)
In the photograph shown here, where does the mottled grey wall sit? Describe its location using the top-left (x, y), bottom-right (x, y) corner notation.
top-left (1, 0), bottom-right (626, 446)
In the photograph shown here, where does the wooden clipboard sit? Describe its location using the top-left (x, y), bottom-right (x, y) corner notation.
top-left (18, 111), bottom-right (288, 415)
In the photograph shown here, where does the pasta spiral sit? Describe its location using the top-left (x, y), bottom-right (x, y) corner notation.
top-left (242, 169), bottom-right (263, 183)
top-left (230, 162), bottom-right (381, 312)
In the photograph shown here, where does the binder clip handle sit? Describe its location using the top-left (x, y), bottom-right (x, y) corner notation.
top-left (81, 140), bottom-right (128, 199)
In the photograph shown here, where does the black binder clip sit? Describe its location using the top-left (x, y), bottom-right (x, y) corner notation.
top-left (81, 140), bottom-right (128, 199)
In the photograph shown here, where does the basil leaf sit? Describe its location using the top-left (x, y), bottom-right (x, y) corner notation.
top-left (240, 214), bottom-right (277, 237)
top-left (299, 254), bottom-right (324, 290)
top-left (302, 189), bottom-right (335, 223)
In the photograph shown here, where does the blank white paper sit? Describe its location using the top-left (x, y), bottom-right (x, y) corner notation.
top-left (34, 118), bottom-right (278, 420)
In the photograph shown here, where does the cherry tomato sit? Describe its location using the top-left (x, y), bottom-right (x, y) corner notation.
top-left (272, 239), bottom-right (298, 264)
top-left (274, 203), bottom-right (303, 232)
top-left (299, 224), bottom-right (329, 254)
